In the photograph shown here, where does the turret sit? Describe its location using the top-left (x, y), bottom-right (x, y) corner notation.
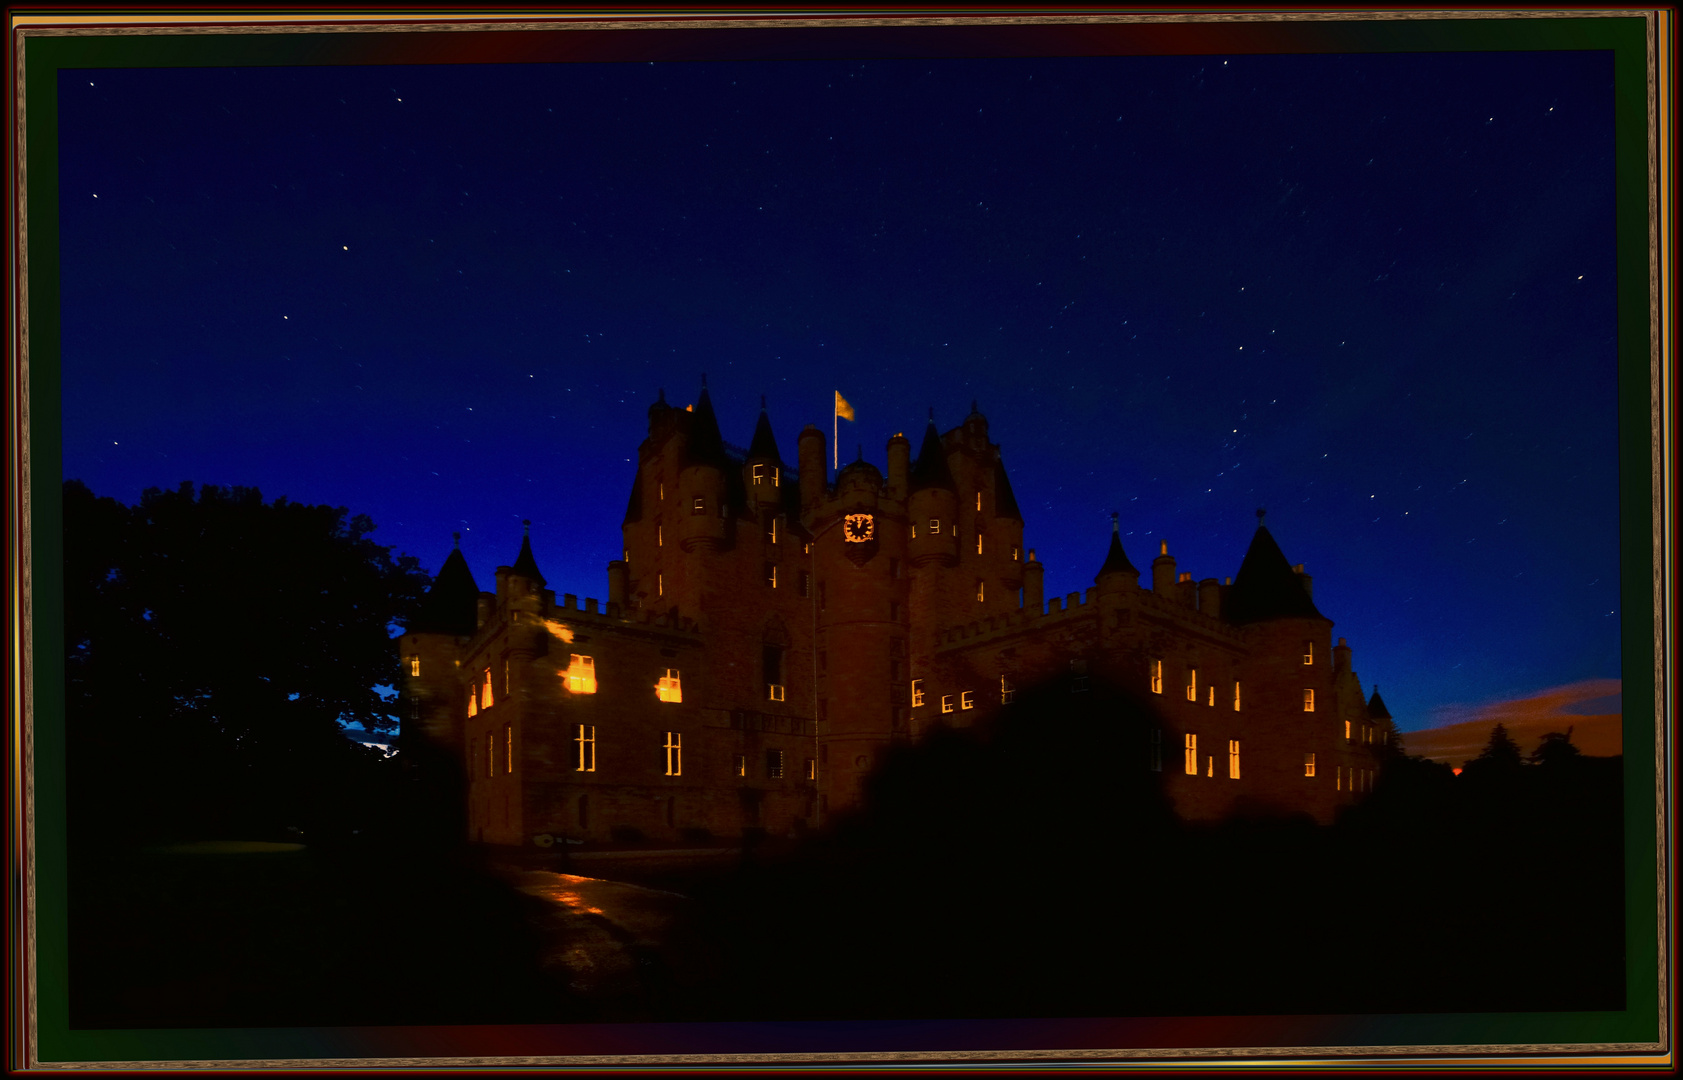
top-left (798, 425), bottom-right (827, 511)
top-left (606, 558), bottom-right (628, 610)
top-left (885, 432), bottom-right (911, 499)
top-left (397, 534), bottom-right (480, 837)
top-left (1151, 540), bottom-right (1177, 594)
top-left (1095, 513), bottom-right (1141, 595)
top-left (907, 412), bottom-right (958, 567)
top-left (1022, 548), bottom-right (1045, 614)
top-left (744, 396), bottom-right (784, 510)
top-left (677, 378), bottom-right (727, 552)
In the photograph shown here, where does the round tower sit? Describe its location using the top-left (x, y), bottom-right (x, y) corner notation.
top-left (798, 426), bottom-right (827, 511)
top-left (1022, 548), bottom-right (1045, 614)
top-left (677, 380), bottom-right (728, 553)
top-left (885, 432), bottom-right (911, 499)
top-left (1151, 539), bottom-right (1177, 594)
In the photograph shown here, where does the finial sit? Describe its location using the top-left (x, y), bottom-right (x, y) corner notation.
top-left (760, 394), bottom-right (767, 410)
top-left (1111, 511), bottom-right (1119, 535)
top-left (928, 406), bottom-right (934, 421)
top-left (1256, 507), bottom-right (1267, 524)
top-left (523, 519), bottom-right (531, 536)
top-left (1160, 540), bottom-right (1168, 556)
top-left (452, 531), bottom-right (461, 548)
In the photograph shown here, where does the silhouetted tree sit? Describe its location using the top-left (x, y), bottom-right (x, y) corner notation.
top-left (64, 480), bottom-right (433, 842)
top-left (1459, 721), bottom-right (1524, 785)
top-left (1530, 727), bottom-right (1584, 768)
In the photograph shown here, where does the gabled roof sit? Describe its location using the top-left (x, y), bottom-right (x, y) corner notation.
top-left (1367, 688), bottom-right (1393, 720)
top-left (682, 384), bottom-right (730, 470)
top-left (510, 524), bottom-right (546, 587)
top-left (909, 419), bottom-right (956, 493)
top-left (1095, 515), bottom-right (1139, 580)
top-left (409, 542), bottom-right (480, 636)
top-left (1223, 525), bottom-right (1323, 624)
top-left (993, 457), bottom-right (1022, 520)
top-left (746, 399), bottom-right (783, 465)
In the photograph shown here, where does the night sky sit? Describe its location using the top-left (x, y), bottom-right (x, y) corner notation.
top-left (56, 49), bottom-right (1622, 735)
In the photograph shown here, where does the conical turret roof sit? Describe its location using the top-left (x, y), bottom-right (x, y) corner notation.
top-left (623, 471), bottom-right (643, 524)
top-left (409, 541), bottom-right (480, 636)
top-left (909, 417), bottom-right (956, 493)
top-left (1095, 514), bottom-right (1139, 580)
top-left (1224, 524), bottom-right (1323, 624)
top-left (510, 523), bottom-right (546, 588)
top-left (746, 398), bottom-right (783, 464)
top-left (1367, 687), bottom-right (1393, 720)
top-left (993, 457), bottom-right (1022, 520)
top-left (682, 382), bottom-right (730, 469)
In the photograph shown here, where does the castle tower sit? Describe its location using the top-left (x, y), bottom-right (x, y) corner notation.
top-left (397, 534), bottom-right (480, 837)
top-left (676, 379), bottom-right (729, 556)
top-left (1095, 512), bottom-right (1141, 644)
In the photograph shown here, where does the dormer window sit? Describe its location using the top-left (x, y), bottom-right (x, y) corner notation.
top-left (656, 668), bottom-right (682, 703)
top-left (566, 654), bottom-right (597, 695)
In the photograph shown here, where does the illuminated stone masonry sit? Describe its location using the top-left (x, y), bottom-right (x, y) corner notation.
top-left (399, 385), bottom-right (1396, 845)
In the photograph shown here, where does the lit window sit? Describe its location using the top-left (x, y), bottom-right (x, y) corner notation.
top-left (658, 482), bottom-right (664, 500)
top-left (1303, 640), bottom-right (1314, 665)
top-left (656, 668), bottom-right (682, 703)
top-left (911, 523), bottom-right (917, 539)
top-left (1207, 685), bottom-right (1215, 707)
top-left (766, 563), bottom-right (778, 588)
top-left (486, 733), bottom-right (495, 778)
top-left (574, 724), bottom-right (595, 772)
top-left (976, 580), bottom-right (985, 602)
top-left (468, 685), bottom-right (478, 717)
top-left (664, 731), bottom-right (683, 776)
top-left (752, 463), bottom-right (766, 486)
top-left (1011, 546), bottom-right (1020, 562)
top-left (1184, 734), bottom-right (1198, 775)
top-left (1206, 755), bottom-right (1214, 777)
top-left (1364, 725), bottom-right (1371, 744)
top-left (960, 690), bottom-right (975, 710)
top-left (1150, 659), bottom-right (1163, 695)
top-left (657, 573), bottom-right (663, 597)
top-left (505, 724), bottom-right (513, 773)
top-left (734, 754), bottom-right (746, 777)
top-left (408, 655), bottom-right (420, 677)
top-left (1344, 719), bottom-right (1351, 740)
top-left (1303, 688), bottom-right (1315, 712)
top-left (1185, 667), bottom-right (1198, 702)
top-left (482, 668), bottom-right (494, 709)
top-left (766, 749), bottom-right (785, 779)
top-left (941, 695), bottom-right (954, 714)
top-left (1337, 765), bottom-right (1343, 791)
top-left (911, 679), bottom-right (925, 707)
top-left (930, 519), bottom-right (940, 535)
top-left (1228, 739), bottom-right (1241, 779)
top-left (1000, 676), bottom-right (1015, 704)
top-left (565, 654), bottom-right (597, 695)
top-left (1233, 681), bottom-right (1241, 711)
top-left (976, 492), bottom-right (983, 511)
top-left (768, 517), bottom-right (779, 544)
top-left (764, 645), bottom-right (784, 701)
top-left (976, 535), bottom-right (984, 555)
top-left (1148, 727), bottom-right (1162, 772)
top-left (768, 684), bottom-right (786, 702)
top-left (1304, 752), bottom-right (1317, 778)
top-left (806, 758), bottom-right (816, 780)
top-left (691, 497), bottom-right (705, 515)
top-left (771, 467), bottom-right (780, 488)
top-left (657, 524), bottom-right (663, 546)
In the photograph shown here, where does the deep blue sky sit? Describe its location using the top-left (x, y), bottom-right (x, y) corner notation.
top-left (56, 51), bottom-right (1621, 732)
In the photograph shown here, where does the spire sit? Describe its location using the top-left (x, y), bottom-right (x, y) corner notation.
top-left (746, 398), bottom-right (783, 464)
top-left (409, 541), bottom-right (480, 636)
top-left (1367, 687), bottom-right (1393, 720)
top-left (1224, 522), bottom-right (1322, 624)
top-left (909, 416), bottom-right (956, 493)
top-left (1095, 512), bottom-right (1140, 581)
top-left (992, 457), bottom-right (1022, 520)
top-left (683, 378), bottom-right (729, 469)
top-left (510, 521), bottom-right (547, 587)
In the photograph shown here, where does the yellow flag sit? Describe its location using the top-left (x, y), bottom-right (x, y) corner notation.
top-left (834, 391), bottom-right (856, 422)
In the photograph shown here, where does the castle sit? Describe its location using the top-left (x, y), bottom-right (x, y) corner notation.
top-left (398, 384), bottom-right (1397, 845)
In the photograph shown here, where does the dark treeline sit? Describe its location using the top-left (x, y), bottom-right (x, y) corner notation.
top-left (679, 682), bottom-right (1625, 1020)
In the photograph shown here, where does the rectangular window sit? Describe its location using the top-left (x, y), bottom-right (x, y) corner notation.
top-left (976, 580), bottom-right (985, 602)
top-left (657, 668), bottom-right (683, 703)
top-left (505, 724), bottom-right (513, 773)
top-left (692, 497), bottom-right (705, 515)
top-left (806, 758), bottom-right (817, 780)
top-left (664, 731), bottom-right (683, 776)
top-left (911, 679), bottom-right (924, 707)
top-left (566, 654), bottom-right (597, 694)
top-left (764, 645), bottom-right (784, 701)
top-left (1011, 545), bottom-right (1021, 562)
top-left (574, 724), bottom-right (595, 772)
top-left (487, 733), bottom-right (495, 778)
top-left (1303, 688), bottom-right (1316, 712)
top-left (766, 749), bottom-right (785, 779)
top-left (1207, 685), bottom-right (1215, 707)
top-left (976, 535), bottom-right (984, 555)
top-left (752, 463), bottom-right (766, 486)
top-left (468, 686), bottom-right (479, 717)
top-left (910, 523), bottom-right (917, 539)
top-left (1304, 752), bottom-right (1317, 778)
top-left (960, 690), bottom-right (975, 711)
top-left (482, 668), bottom-right (494, 709)
top-left (1228, 739), bottom-right (1241, 779)
top-left (657, 572), bottom-right (663, 597)
top-left (929, 519), bottom-right (941, 535)
top-left (657, 524), bottom-right (663, 546)
top-left (408, 655), bottom-right (420, 677)
top-left (1233, 681), bottom-right (1242, 711)
top-left (941, 695), bottom-right (954, 714)
top-left (976, 492), bottom-right (983, 511)
top-left (1345, 719), bottom-right (1352, 740)
top-left (766, 563), bottom-right (778, 588)
top-left (767, 684), bottom-right (786, 702)
top-left (767, 516), bottom-right (779, 544)
top-left (1304, 640), bottom-right (1314, 665)
top-left (1337, 765), bottom-right (1344, 791)
top-left (1148, 727), bottom-right (1162, 772)
top-left (1184, 734), bottom-right (1198, 775)
top-left (1185, 667), bottom-right (1198, 702)
top-left (890, 657), bottom-right (903, 681)
top-left (734, 754), bottom-right (746, 777)
top-left (1001, 676), bottom-right (1015, 704)
top-left (658, 481), bottom-right (664, 500)
top-left (1150, 659), bottom-right (1163, 695)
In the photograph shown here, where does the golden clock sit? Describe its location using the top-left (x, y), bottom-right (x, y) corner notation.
top-left (843, 513), bottom-right (874, 542)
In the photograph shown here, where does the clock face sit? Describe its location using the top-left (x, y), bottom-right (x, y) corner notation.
top-left (843, 513), bottom-right (875, 542)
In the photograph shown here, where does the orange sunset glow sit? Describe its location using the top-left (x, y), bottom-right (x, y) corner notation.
top-left (1399, 679), bottom-right (1622, 767)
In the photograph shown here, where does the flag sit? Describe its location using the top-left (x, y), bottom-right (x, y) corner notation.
top-left (834, 391), bottom-right (856, 422)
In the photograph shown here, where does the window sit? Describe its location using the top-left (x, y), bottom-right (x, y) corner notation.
top-left (1303, 640), bottom-right (1314, 665)
top-left (1150, 659), bottom-right (1163, 695)
top-left (1337, 765), bottom-right (1344, 791)
top-left (890, 657), bottom-right (903, 681)
top-left (752, 463), bottom-right (768, 486)
top-left (1001, 676), bottom-right (1015, 704)
top-left (941, 695), bottom-right (954, 714)
top-left (408, 655), bottom-right (420, 677)
top-left (764, 645), bottom-right (784, 701)
top-left (566, 654), bottom-right (597, 694)
top-left (734, 754), bottom-right (746, 777)
top-left (658, 481), bottom-right (664, 500)
top-left (806, 758), bottom-right (817, 780)
top-left (976, 492), bottom-right (983, 511)
top-left (1184, 734), bottom-right (1198, 775)
top-left (1364, 725), bottom-right (1371, 744)
top-left (911, 679), bottom-right (925, 707)
top-left (799, 571), bottom-right (811, 597)
top-left (664, 731), bottom-right (683, 776)
top-left (1303, 688), bottom-right (1315, 712)
top-left (930, 519), bottom-right (941, 535)
top-left (1185, 667), bottom-right (1198, 702)
top-left (766, 563), bottom-right (778, 588)
top-left (1148, 727), bottom-right (1162, 772)
top-left (976, 580), bottom-right (985, 602)
top-left (692, 497), bottom-right (705, 515)
top-left (976, 535), bottom-right (984, 555)
top-left (482, 669), bottom-right (494, 709)
top-left (657, 573), bottom-right (664, 597)
top-left (766, 749), bottom-right (785, 779)
top-left (1344, 719), bottom-right (1351, 740)
top-left (960, 690), bottom-right (975, 710)
top-left (486, 733), bottom-right (495, 778)
top-left (468, 686), bottom-right (479, 717)
top-left (656, 668), bottom-right (683, 703)
top-left (657, 524), bottom-right (663, 547)
top-left (1207, 685), bottom-right (1215, 707)
top-left (574, 724), bottom-right (595, 771)
top-left (1206, 755), bottom-right (1214, 777)
top-left (1228, 740), bottom-right (1241, 779)
top-left (1012, 545), bottom-right (1021, 562)
top-left (767, 684), bottom-right (786, 702)
top-left (1233, 681), bottom-right (1242, 711)
top-left (767, 516), bottom-right (779, 544)
top-left (505, 724), bottom-right (513, 773)
top-left (1304, 752), bottom-right (1317, 778)
top-left (910, 523), bottom-right (917, 539)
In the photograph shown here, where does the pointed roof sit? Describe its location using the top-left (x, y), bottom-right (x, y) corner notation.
top-left (409, 538), bottom-right (480, 636)
top-left (1223, 525), bottom-right (1323, 624)
top-left (510, 521), bottom-right (546, 587)
top-left (682, 380), bottom-right (729, 469)
top-left (992, 457), bottom-right (1022, 520)
top-left (1367, 687), bottom-right (1393, 720)
top-left (746, 397), bottom-right (783, 464)
top-left (1095, 513), bottom-right (1139, 580)
top-left (909, 415), bottom-right (956, 493)
top-left (623, 470), bottom-right (643, 524)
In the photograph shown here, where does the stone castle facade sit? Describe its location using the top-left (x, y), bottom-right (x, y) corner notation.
top-left (399, 384), bottom-right (1396, 845)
